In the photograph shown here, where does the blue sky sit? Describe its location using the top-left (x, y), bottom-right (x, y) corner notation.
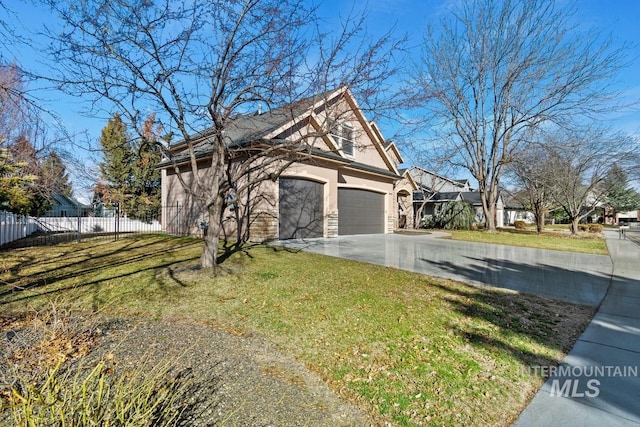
top-left (318, 0), bottom-right (640, 136)
top-left (3, 0), bottom-right (640, 199)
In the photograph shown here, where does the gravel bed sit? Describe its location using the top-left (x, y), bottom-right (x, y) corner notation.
top-left (1, 316), bottom-right (377, 426)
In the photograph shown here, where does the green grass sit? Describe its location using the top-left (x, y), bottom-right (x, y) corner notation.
top-left (0, 235), bottom-right (595, 426)
top-left (446, 228), bottom-right (608, 255)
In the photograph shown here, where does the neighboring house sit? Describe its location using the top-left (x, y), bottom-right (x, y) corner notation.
top-left (409, 167), bottom-right (472, 194)
top-left (160, 87), bottom-right (408, 240)
top-left (395, 168), bottom-right (418, 229)
top-left (610, 209), bottom-right (639, 224)
top-left (410, 167), bottom-right (470, 227)
top-left (42, 193), bottom-right (93, 217)
top-left (502, 200), bottom-right (536, 225)
top-left (494, 191), bottom-right (536, 226)
top-left (409, 166), bottom-right (507, 228)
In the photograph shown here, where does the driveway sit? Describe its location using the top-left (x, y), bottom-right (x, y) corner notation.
top-left (279, 233), bottom-right (613, 307)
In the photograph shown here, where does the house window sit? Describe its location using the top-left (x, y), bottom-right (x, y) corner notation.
top-left (331, 123), bottom-right (354, 157)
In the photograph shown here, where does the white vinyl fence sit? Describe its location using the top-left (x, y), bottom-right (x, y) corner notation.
top-left (0, 211), bottom-right (39, 246)
top-left (1, 211), bottom-right (163, 248)
top-left (36, 216), bottom-right (162, 233)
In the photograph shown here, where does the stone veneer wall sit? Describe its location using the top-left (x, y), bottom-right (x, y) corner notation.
top-left (248, 209), bottom-right (278, 241)
top-left (387, 215), bottom-right (396, 233)
top-left (326, 212), bottom-right (339, 238)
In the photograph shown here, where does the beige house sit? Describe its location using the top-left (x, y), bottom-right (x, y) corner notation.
top-left (160, 87), bottom-right (412, 240)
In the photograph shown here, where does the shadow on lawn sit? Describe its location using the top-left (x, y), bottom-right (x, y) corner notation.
top-left (0, 236), bottom-right (202, 305)
top-left (418, 255), bottom-right (611, 307)
top-left (416, 254), bottom-right (607, 367)
top-left (3, 237), bottom-right (176, 283)
top-left (432, 281), bottom-right (594, 367)
top-left (431, 277), bottom-right (640, 424)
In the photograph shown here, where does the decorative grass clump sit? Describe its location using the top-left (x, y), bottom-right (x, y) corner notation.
top-left (4, 359), bottom-right (194, 427)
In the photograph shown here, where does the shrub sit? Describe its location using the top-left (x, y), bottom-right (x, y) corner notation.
top-left (578, 224), bottom-right (589, 232)
top-left (432, 202), bottom-right (475, 230)
top-left (513, 220), bottom-right (527, 230)
top-left (420, 214), bottom-right (434, 229)
top-left (589, 224), bottom-right (603, 233)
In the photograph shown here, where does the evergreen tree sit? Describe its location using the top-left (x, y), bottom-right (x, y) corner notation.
top-left (431, 201), bottom-right (475, 230)
top-left (96, 113), bottom-right (133, 210)
top-left (127, 114), bottom-right (162, 219)
top-left (96, 113), bottom-right (161, 219)
top-left (5, 136), bottom-right (52, 216)
top-left (41, 152), bottom-right (73, 197)
top-left (603, 164), bottom-right (640, 221)
top-left (0, 148), bottom-right (36, 215)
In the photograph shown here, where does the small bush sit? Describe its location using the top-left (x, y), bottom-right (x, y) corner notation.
top-left (578, 224), bottom-right (589, 232)
top-left (432, 202), bottom-right (475, 230)
top-left (589, 224), bottom-right (603, 233)
top-left (513, 220), bottom-right (527, 230)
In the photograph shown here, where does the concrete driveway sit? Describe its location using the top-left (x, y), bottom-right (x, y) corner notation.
top-left (278, 232), bottom-right (612, 307)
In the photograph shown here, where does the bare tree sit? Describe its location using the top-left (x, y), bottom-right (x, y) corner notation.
top-left (0, 63), bottom-right (72, 215)
top-left (543, 128), bottom-right (625, 235)
top-left (617, 137), bottom-right (640, 185)
top-left (42, 0), bottom-right (402, 268)
top-left (0, 63), bottom-right (32, 146)
top-left (411, 0), bottom-right (627, 231)
top-left (506, 144), bottom-right (557, 233)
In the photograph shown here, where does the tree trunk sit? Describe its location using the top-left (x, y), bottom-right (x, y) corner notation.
top-left (536, 211), bottom-right (545, 233)
top-left (201, 198), bottom-right (224, 268)
top-left (480, 191), bottom-right (497, 232)
top-left (570, 217), bottom-right (580, 235)
top-left (487, 206), bottom-right (496, 231)
top-left (415, 202), bottom-right (426, 228)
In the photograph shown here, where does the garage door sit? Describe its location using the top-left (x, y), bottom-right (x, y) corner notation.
top-left (338, 188), bottom-right (384, 235)
top-left (279, 178), bottom-right (324, 239)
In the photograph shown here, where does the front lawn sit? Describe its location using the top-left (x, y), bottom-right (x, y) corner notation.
top-left (446, 228), bottom-right (608, 255)
top-left (0, 235), bottom-right (595, 426)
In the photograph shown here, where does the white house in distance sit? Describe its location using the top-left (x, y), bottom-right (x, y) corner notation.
top-left (42, 193), bottom-right (93, 217)
top-left (615, 210), bottom-right (640, 224)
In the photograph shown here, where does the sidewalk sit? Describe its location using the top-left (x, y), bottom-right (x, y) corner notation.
top-left (514, 230), bottom-right (640, 426)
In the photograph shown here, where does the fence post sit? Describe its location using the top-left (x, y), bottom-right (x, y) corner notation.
top-left (77, 215), bottom-right (81, 243)
top-left (176, 201), bottom-right (180, 235)
top-left (115, 203), bottom-right (120, 241)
